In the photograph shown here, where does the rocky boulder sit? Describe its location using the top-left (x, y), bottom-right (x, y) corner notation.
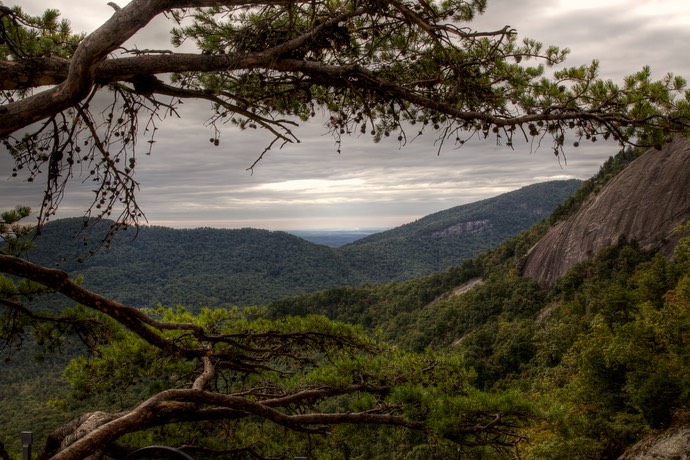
top-left (522, 136), bottom-right (690, 288)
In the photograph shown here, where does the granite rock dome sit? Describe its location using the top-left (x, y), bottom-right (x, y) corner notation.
top-left (522, 136), bottom-right (690, 287)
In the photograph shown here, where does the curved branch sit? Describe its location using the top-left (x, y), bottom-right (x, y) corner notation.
top-left (48, 379), bottom-right (530, 460)
top-left (192, 356), bottom-right (216, 390)
top-left (0, 254), bottom-right (375, 374)
top-left (1, 0), bottom-right (175, 136)
top-left (0, 254), bottom-right (203, 358)
top-left (50, 385), bottom-right (421, 460)
top-left (270, 59), bottom-right (644, 128)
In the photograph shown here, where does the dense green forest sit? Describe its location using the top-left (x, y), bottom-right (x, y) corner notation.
top-left (4, 0), bottom-right (690, 456)
top-left (265, 236), bottom-right (690, 458)
top-left (6, 146), bottom-right (690, 459)
top-left (263, 147), bottom-right (690, 458)
top-left (24, 180), bottom-right (580, 309)
top-left (340, 179), bottom-right (582, 278)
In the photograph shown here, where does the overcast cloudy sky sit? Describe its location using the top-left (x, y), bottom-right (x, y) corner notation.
top-left (3, 0), bottom-right (690, 230)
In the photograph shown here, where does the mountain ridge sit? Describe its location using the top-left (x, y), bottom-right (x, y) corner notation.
top-left (338, 179), bottom-right (582, 280)
top-left (28, 179), bottom-right (580, 308)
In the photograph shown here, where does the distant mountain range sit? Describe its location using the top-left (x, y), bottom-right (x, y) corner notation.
top-left (28, 179), bottom-right (581, 308)
top-left (287, 230), bottom-right (380, 247)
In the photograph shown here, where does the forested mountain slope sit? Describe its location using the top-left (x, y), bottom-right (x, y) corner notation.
top-left (340, 179), bottom-right (581, 280)
top-left (27, 180), bottom-right (579, 308)
top-left (29, 224), bottom-right (363, 308)
top-left (7, 143), bottom-right (689, 459)
top-left (269, 143), bottom-right (690, 459)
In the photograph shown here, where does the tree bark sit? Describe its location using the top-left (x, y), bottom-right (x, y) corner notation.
top-left (1, 0), bottom-right (176, 136)
top-left (47, 385), bottom-right (421, 460)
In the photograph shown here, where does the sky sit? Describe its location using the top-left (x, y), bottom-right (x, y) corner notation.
top-left (3, 0), bottom-right (690, 230)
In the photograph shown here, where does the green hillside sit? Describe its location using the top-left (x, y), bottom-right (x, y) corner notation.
top-left (27, 180), bottom-right (579, 308)
top-left (341, 179), bottom-right (581, 280)
top-left (269, 233), bottom-right (690, 458)
top-left (7, 146), bottom-right (688, 459)
top-left (29, 224), bottom-right (363, 308)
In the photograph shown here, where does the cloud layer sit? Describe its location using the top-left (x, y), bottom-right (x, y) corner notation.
top-left (3, 1), bottom-right (689, 230)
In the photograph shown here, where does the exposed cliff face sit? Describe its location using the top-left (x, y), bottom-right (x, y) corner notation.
top-left (522, 136), bottom-right (690, 288)
top-left (618, 426), bottom-right (690, 460)
top-left (431, 220), bottom-right (492, 238)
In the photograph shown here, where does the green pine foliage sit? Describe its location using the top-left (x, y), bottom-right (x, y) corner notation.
top-left (0, 6), bottom-right (82, 61)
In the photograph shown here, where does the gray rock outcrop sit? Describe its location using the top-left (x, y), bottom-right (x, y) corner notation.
top-left (522, 136), bottom-right (690, 288)
top-left (619, 426), bottom-right (690, 459)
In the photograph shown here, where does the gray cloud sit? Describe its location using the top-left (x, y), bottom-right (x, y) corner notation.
top-left (2, 1), bottom-right (689, 230)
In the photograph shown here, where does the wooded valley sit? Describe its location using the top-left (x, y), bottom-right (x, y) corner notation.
top-left (6, 145), bottom-right (690, 459)
top-left (23, 179), bottom-right (580, 309)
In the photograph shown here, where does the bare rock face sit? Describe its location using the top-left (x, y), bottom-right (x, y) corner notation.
top-left (618, 426), bottom-right (690, 460)
top-left (522, 136), bottom-right (690, 288)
